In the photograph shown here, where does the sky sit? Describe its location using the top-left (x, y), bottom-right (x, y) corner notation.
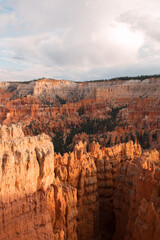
top-left (0, 0), bottom-right (160, 82)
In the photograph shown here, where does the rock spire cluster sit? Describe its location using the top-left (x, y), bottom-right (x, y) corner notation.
top-left (0, 125), bottom-right (159, 239)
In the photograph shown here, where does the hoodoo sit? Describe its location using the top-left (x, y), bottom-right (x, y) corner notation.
top-left (0, 78), bottom-right (159, 154)
top-left (0, 125), bottom-right (159, 240)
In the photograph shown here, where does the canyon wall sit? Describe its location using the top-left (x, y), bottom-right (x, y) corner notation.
top-left (54, 141), bottom-right (100, 240)
top-left (1, 78), bottom-right (159, 101)
top-left (0, 125), bottom-right (77, 240)
top-left (0, 125), bottom-right (160, 240)
top-left (54, 140), bottom-right (160, 240)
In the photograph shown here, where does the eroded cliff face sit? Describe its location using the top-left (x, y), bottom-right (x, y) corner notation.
top-left (0, 125), bottom-right (77, 240)
top-left (55, 140), bottom-right (160, 240)
top-left (55, 141), bottom-right (100, 240)
top-left (0, 125), bottom-right (160, 240)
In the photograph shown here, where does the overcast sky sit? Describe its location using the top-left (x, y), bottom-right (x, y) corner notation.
top-left (0, 0), bottom-right (160, 81)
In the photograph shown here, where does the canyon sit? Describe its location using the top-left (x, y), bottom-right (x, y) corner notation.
top-left (0, 77), bottom-right (159, 154)
top-left (0, 76), bottom-right (159, 239)
top-left (0, 125), bottom-right (160, 240)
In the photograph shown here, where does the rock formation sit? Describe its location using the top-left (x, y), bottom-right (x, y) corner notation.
top-left (0, 125), bottom-right (77, 240)
top-left (0, 77), bottom-right (159, 153)
top-left (0, 124), bottom-right (160, 239)
top-left (54, 139), bottom-right (160, 240)
top-left (54, 141), bottom-right (100, 240)
top-left (0, 75), bottom-right (159, 240)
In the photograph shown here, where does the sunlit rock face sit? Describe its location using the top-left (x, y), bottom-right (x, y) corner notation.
top-left (0, 125), bottom-right (160, 240)
top-left (0, 125), bottom-right (78, 240)
top-left (0, 124), bottom-right (54, 201)
top-left (55, 140), bottom-right (160, 240)
top-left (54, 141), bottom-right (100, 240)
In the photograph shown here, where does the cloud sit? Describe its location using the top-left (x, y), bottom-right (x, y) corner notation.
top-left (118, 10), bottom-right (160, 42)
top-left (0, 0), bottom-right (159, 81)
top-left (118, 7), bottom-right (160, 64)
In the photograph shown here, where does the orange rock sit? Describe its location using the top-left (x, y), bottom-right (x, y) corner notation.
top-left (0, 121), bottom-right (160, 239)
top-left (0, 125), bottom-right (78, 240)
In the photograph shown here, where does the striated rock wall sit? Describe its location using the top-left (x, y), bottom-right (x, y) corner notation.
top-left (88, 141), bottom-right (142, 239)
top-left (0, 125), bottom-right (78, 240)
top-left (54, 141), bottom-right (100, 240)
top-left (55, 140), bottom-right (160, 240)
top-left (0, 124), bottom-right (54, 201)
top-left (0, 183), bottom-right (77, 240)
top-left (113, 148), bottom-right (160, 240)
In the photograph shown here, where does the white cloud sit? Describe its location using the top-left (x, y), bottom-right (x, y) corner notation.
top-left (0, 0), bottom-right (160, 81)
top-left (118, 7), bottom-right (160, 64)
